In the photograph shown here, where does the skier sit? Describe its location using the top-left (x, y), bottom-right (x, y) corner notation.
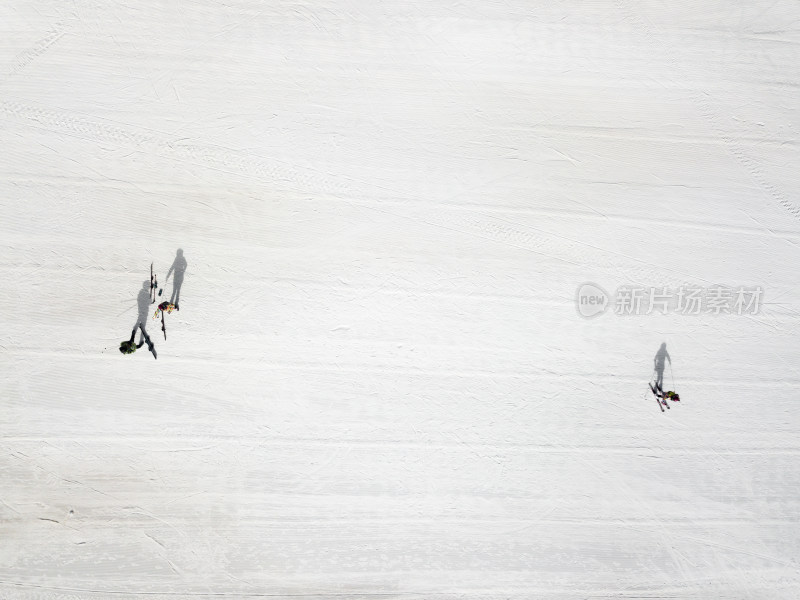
top-left (166, 248), bottom-right (187, 310)
top-left (650, 380), bottom-right (680, 407)
top-left (663, 390), bottom-right (680, 402)
top-left (119, 322), bottom-right (156, 358)
top-left (653, 342), bottom-right (671, 389)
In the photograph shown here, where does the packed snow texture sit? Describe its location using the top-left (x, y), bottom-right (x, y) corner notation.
top-left (2, 1), bottom-right (800, 599)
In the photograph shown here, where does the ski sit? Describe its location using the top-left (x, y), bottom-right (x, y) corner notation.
top-left (649, 383), bottom-right (669, 411)
top-left (139, 326), bottom-right (157, 359)
top-left (150, 262), bottom-right (158, 304)
top-left (649, 383), bottom-right (664, 412)
top-left (656, 383), bottom-right (669, 408)
top-left (657, 381), bottom-right (671, 408)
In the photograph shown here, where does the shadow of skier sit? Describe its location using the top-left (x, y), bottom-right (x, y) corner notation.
top-left (166, 248), bottom-right (187, 310)
top-left (123, 280), bottom-right (157, 358)
top-left (654, 342), bottom-right (671, 388)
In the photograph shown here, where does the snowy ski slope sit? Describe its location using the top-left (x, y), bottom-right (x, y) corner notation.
top-left (2, 1), bottom-right (800, 599)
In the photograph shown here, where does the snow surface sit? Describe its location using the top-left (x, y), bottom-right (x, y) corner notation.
top-left (2, 1), bottom-right (800, 599)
